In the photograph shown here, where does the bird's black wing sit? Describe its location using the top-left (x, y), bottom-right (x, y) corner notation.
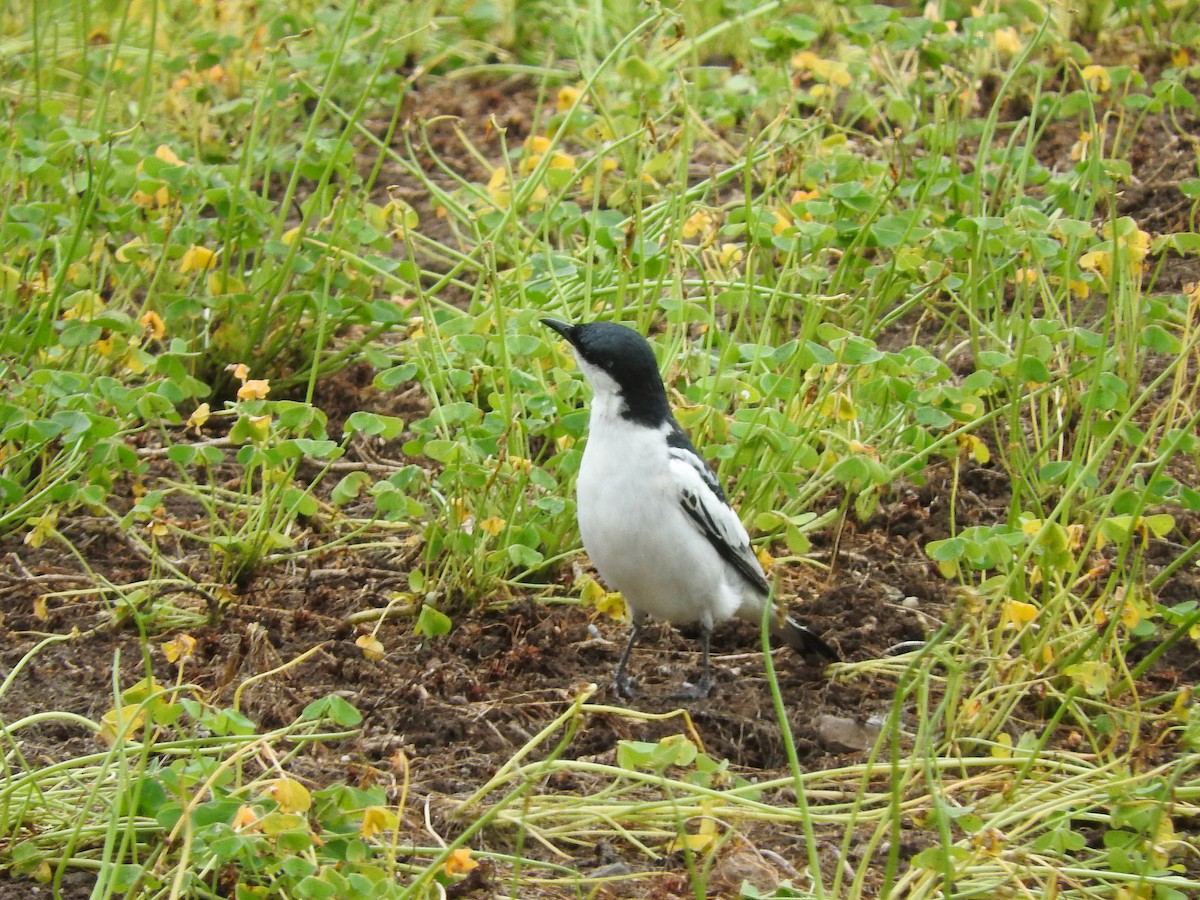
top-left (666, 425), bottom-right (770, 595)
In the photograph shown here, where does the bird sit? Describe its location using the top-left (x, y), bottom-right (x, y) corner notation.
top-left (541, 318), bottom-right (838, 700)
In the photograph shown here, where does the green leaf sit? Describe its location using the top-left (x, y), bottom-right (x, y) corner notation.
top-left (414, 604), bottom-right (451, 638)
top-left (345, 411), bottom-right (406, 439)
top-left (332, 471), bottom-right (372, 506)
top-left (302, 695), bottom-right (363, 727)
top-left (507, 543), bottom-right (544, 568)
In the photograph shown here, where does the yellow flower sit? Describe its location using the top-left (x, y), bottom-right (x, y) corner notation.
top-left (139, 310), bottom-right (166, 339)
top-left (179, 245), bottom-right (218, 273)
top-left (1012, 267), bottom-right (1038, 286)
top-left (237, 379), bottom-right (271, 401)
top-left (773, 209), bottom-right (793, 236)
top-left (186, 403), bottom-right (211, 431)
top-left (556, 85), bottom-right (582, 110)
top-left (226, 362), bottom-right (250, 382)
top-left (1078, 250), bottom-right (1111, 278)
top-left (445, 848), bottom-right (479, 876)
top-left (1003, 599), bottom-right (1039, 628)
top-left (1081, 64), bottom-right (1110, 91)
top-left (524, 135), bottom-right (552, 155)
top-left (479, 516), bottom-right (506, 536)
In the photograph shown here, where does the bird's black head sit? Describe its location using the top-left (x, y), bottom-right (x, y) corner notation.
top-left (542, 318), bottom-right (670, 426)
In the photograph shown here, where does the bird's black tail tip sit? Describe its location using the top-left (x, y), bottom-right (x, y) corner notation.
top-left (782, 616), bottom-right (839, 665)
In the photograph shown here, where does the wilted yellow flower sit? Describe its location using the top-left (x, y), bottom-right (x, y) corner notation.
top-left (246, 414), bottom-right (272, 441)
top-left (115, 236), bottom-right (148, 264)
top-left (1081, 64), bottom-right (1110, 91)
top-left (266, 778), bottom-right (312, 814)
top-left (718, 243), bottom-right (743, 266)
top-left (162, 633), bottom-right (197, 664)
top-left (1118, 226), bottom-right (1151, 266)
top-left (237, 379), bottom-right (270, 401)
top-left (1070, 130), bottom-right (1093, 162)
top-left (359, 806), bottom-right (398, 839)
top-left (1069, 278), bottom-right (1090, 298)
top-left (755, 546), bottom-right (774, 571)
top-left (155, 144), bottom-right (183, 165)
top-left (281, 226), bottom-right (302, 246)
top-left (556, 85), bottom-right (582, 110)
top-left (1012, 267), bottom-right (1038, 286)
top-left (820, 392), bottom-right (857, 421)
top-left (773, 209), bottom-right (793, 235)
top-left (139, 310), bottom-right (166, 339)
top-left (231, 806), bottom-right (260, 831)
top-left (682, 210), bottom-right (713, 240)
top-left (207, 271), bottom-right (246, 295)
top-left (848, 439), bottom-right (879, 458)
top-left (187, 403), bottom-right (211, 431)
top-left (179, 245), bottom-right (218, 274)
top-left (790, 50), bottom-right (851, 86)
top-left (356, 634), bottom-right (385, 661)
top-left (957, 434), bottom-right (990, 464)
top-left (992, 27), bottom-right (1021, 55)
top-left (132, 186), bottom-right (170, 208)
top-left (487, 167), bottom-right (511, 209)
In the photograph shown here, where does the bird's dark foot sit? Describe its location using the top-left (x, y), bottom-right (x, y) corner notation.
top-left (670, 672), bottom-right (714, 701)
top-left (615, 674), bottom-right (638, 700)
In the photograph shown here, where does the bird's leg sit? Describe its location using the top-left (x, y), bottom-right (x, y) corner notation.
top-left (614, 617), bottom-right (644, 699)
top-left (671, 625), bottom-right (714, 700)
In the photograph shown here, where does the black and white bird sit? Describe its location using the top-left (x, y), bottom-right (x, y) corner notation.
top-left (542, 318), bottom-right (837, 699)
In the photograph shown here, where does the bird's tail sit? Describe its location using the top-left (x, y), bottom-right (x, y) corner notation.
top-left (738, 600), bottom-right (839, 664)
top-left (775, 613), bottom-right (839, 665)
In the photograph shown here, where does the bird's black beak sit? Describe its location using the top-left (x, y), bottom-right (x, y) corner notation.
top-left (541, 318), bottom-right (576, 345)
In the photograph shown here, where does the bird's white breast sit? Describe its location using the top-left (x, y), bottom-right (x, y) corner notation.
top-left (576, 412), bottom-right (745, 627)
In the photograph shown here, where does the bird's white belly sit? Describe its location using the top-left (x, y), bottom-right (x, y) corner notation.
top-left (576, 423), bottom-right (742, 627)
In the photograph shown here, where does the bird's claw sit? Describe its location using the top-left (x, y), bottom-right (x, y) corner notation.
top-left (615, 675), bottom-right (638, 700)
top-left (669, 673), bottom-right (714, 701)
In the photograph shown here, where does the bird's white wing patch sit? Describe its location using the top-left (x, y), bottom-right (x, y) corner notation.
top-left (668, 448), bottom-right (770, 595)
